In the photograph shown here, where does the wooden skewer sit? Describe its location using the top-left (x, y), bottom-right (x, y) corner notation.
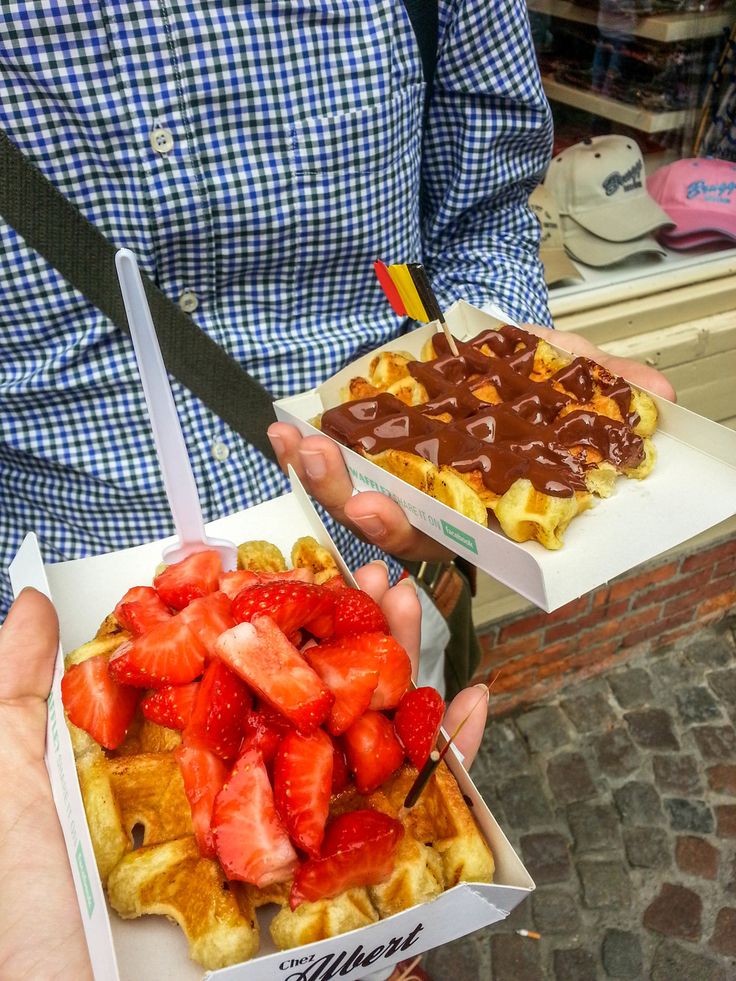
top-left (401, 749), bottom-right (442, 812)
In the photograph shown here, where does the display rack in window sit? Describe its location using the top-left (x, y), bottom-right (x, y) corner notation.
top-left (528, 0), bottom-right (734, 151)
top-left (527, 2), bottom-right (736, 286)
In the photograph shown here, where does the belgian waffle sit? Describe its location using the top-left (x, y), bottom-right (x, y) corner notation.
top-left (319, 326), bottom-right (657, 549)
top-left (65, 540), bottom-right (495, 970)
top-left (265, 762), bottom-right (493, 951)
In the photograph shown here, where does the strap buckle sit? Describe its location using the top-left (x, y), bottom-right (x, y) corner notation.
top-left (414, 560), bottom-right (464, 620)
top-left (415, 560), bottom-right (453, 594)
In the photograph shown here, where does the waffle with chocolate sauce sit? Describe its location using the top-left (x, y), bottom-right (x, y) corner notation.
top-left (320, 326), bottom-right (657, 550)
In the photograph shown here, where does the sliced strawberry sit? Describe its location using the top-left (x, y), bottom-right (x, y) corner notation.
top-left (343, 710), bottom-right (405, 794)
top-left (330, 739), bottom-right (350, 794)
top-left (300, 606), bottom-right (334, 640)
top-left (219, 569), bottom-right (260, 600)
top-left (108, 618), bottom-right (207, 688)
top-left (212, 747), bottom-right (298, 887)
top-left (175, 744), bottom-right (230, 858)
top-left (393, 686), bottom-right (446, 769)
top-left (313, 632), bottom-right (411, 711)
top-left (177, 591), bottom-right (235, 656)
top-left (113, 585), bottom-right (172, 636)
top-left (61, 655), bottom-right (140, 750)
top-left (140, 681), bottom-right (200, 730)
top-left (215, 618), bottom-right (333, 732)
top-left (364, 634), bottom-right (412, 709)
top-left (231, 581), bottom-right (335, 639)
top-left (273, 728), bottom-right (333, 857)
top-left (153, 549), bottom-right (222, 610)
top-left (329, 588), bottom-right (389, 638)
top-left (240, 705), bottom-right (293, 766)
top-left (303, 643), bottom-right (379, 736)
top-left (184, 659), bottom-right (252, 759)
top-left (290, 809), bottom-right (403, 908)
top-left (322, 575), bottom-right (349, 592)
top-left (220, 568), bottom-right (314, 599)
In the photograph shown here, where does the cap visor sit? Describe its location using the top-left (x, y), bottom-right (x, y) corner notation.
top-left (652, 205), bottom-right (736, 244)
top-left (571, 193), bottom-right (674, 242)
top-left (658, 228), bottom-right (736, 251)
top-left (561, 217), bottom-right (666, 267)
top-left (540, 247), bottom-right (583, 284)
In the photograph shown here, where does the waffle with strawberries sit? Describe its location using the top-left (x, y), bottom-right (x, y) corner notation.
top-left (62, 538), bottom-right (494, 970)
top-left (319, 326), bottom-right (658, 549)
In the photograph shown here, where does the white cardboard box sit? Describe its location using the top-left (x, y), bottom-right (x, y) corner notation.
top-left (275, 301), bottom-right (736, 612)
top-left (9, 480), bottom-right (533, 981)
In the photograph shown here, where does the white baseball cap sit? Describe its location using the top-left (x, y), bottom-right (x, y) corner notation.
top-left (560, 215), bottom-right (666, 267)
top-left (529, 184), bottom-right (583, 285)
top-left (545, 135), bottom-right (674, 243)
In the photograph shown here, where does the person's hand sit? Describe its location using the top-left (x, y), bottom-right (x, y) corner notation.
top-left (268, 424), bottom-right (455, 565)
top-left (0, 588), bottom-right (93, 980)
top-left (354, 561), bottom-right (487, 764)
top-left (523, 323), bottom-right (677, 402)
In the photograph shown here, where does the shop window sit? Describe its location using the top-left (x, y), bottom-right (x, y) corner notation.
top-left (528, 1), bottom-right (736, 302)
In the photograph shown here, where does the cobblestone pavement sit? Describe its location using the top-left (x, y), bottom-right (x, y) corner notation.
top-left (424, 615), bottom-right (736, 981)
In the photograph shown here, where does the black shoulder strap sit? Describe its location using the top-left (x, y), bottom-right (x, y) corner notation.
top-left (402, 0), bottom-right (439, 98)
top-left (0, 129), bottom-right (277, 463)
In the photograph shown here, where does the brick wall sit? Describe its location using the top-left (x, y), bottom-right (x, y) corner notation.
top-left (473, 532), bottom-right (736, 718)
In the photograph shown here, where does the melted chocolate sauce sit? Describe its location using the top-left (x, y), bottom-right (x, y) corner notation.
top-left (320, 327), bottom-right (644, 502)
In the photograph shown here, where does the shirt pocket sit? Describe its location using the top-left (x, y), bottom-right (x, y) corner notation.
top-left (290, 85), bottom-right (424, 280)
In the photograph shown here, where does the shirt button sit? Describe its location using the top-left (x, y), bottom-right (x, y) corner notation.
top-left (212, 440), bottom-right (230, 462)
top-left (151, 127), bottom-right (174, 155)
top-left (178, 289), bottom-right (199, 313)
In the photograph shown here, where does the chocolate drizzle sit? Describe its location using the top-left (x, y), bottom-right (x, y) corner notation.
top-left (321, 327), bottom-right (645, 503)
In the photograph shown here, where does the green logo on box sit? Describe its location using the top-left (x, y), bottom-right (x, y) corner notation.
top-left (75, 842), bottom-right (95, 917)
top-left (441, 520), bottom-right (478, 554)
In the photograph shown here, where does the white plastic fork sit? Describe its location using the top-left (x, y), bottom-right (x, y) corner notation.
top-left (115, 248), bottom-right (239, 571)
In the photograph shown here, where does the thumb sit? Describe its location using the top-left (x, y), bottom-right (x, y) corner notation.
top-left (0, 588), bottom-right (59, 703)
top-left (442, 684), bottom-right (489, 767)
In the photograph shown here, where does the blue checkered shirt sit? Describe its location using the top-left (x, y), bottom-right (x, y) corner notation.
top-left (0, 0), bottom-right (553, 615)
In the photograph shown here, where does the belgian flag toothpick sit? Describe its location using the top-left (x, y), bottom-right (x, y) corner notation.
top-left (374, 260), bottom-right (459, 356)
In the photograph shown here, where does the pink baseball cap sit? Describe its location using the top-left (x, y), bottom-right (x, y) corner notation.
top-left (658, 228), bottom-right (736, 252)
top-left (647, 158), bottom-right (736, 245)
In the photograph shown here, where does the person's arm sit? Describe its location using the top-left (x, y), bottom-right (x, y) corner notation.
top-left (421, 0), bottom-right (554, 327)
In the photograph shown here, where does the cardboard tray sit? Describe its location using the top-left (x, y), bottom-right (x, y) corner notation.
top-left (9, 479), bottom-right (533, 981)
top-left (274, 301), bottom-right (736, 612)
